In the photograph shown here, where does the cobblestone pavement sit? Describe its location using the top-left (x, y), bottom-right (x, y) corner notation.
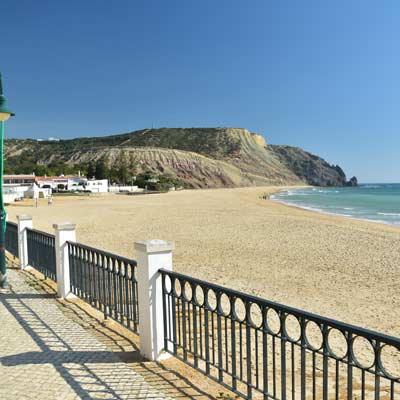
top-left (0, 268), bottom-right (174, 400)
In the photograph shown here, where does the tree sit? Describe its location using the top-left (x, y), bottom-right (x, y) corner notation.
top-left (128, 153), bottom-right (138, 178)
top-left (32, 165), bottom-right (49, 176)
top-left (95, 158), bottom-right (108, 180)
top-left (87, 161), bottom-right (96, 179)
top-left (116, 152), bottom-right (129, 184)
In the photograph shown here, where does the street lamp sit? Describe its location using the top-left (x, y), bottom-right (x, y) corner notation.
top-left (0, 73), bottom-right (15, 288)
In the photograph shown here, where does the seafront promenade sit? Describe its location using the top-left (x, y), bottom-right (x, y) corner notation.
top-left (2, 204), bottom-right (400, 400)
top-left (0, 264), bottom-right (211, 400)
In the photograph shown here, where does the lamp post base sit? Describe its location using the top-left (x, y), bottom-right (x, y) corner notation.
top-left (0, 271), bottom-right (7, 288)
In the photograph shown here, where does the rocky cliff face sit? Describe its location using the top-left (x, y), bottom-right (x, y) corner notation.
top-left (270, 145), bottom-right (353, 187)
top-left (5, 127), bottom-right (356, 188)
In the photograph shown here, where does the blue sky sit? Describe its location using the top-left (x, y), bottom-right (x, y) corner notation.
top-left (1, 1), bottom-right (399, 182)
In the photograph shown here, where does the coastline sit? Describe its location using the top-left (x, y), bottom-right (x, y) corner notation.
top-left (6, 186), bottom-right (400, 338)
top-left (268, 186), bottom-right (400, 229)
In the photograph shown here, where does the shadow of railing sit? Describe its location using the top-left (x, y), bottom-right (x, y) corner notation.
top-left (0, 291), bottom-right (132, 399)
top-left (2, 269), bottom-right (219, 399)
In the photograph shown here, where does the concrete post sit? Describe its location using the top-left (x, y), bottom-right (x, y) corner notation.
top-left (53, 222), bottom-right (76, 299)
top-left (135, 239), bottom-right (174, 361)
top-left (17, 215), bottom-right (33, 269)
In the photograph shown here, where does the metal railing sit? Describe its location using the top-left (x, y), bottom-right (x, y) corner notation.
top-left (68, 241), bottom-right (139, 333)
top-left (161, 269), bottom-right (400, 400)
top-left (26, 228), bottom-right (57, 281)
top-left (5, 221), bottom-right (18, 257)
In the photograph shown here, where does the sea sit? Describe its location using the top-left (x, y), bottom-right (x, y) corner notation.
top-left (270, 183), bottom-right (400, 227)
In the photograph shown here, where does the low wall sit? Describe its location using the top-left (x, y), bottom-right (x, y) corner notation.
top-left (109, 185), bottom-right (142, 193)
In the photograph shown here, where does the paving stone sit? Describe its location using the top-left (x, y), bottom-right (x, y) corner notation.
top-left (0, 269), bottom-right (172, 400)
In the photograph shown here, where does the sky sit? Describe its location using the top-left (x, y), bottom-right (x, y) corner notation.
top-left (1, 0), bottom-right (400, 182)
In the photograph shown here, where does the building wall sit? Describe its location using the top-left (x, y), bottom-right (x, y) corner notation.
top-left (85, 179), bottom-right (108, 193)
top-left (109, 185), bottom-right (142, 193)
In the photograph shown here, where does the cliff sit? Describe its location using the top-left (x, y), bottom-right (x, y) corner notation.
top-left (4, 127), bottom-right (355, 188)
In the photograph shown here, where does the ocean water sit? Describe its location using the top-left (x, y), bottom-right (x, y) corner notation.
top-left (270, 184), bottom-right (400, 226)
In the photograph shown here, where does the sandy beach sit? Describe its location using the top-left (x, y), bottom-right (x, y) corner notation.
top-left (7, 187), bottom-right (400, 337)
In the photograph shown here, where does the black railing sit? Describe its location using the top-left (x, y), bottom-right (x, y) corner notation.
top-left (68, 241), bottom-right (139, 333)
top-left (161, 269), bottom-right (400, 400)
top-left (5, 221), bottom-right (18, 258)
top-left (26, 228), bottom-right (57, 281)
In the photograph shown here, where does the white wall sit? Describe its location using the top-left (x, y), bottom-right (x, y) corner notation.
top-left (109, 185), bottom-right (142, 193)
top-left (24, 188), bottom-right (52, 199)
top-left (4, 185), bottom-right (30, 199)
top-left (85, 179), bottom-right (108, 193)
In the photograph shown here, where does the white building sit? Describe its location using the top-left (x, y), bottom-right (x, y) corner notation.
top-left (3, 185), bottom-right (29, 202)
top-left (24, 183), bottom-right (52, 199)
top-left (83, 179), bottom-right (108, 193)
top-left (4, 174), bottom-right (36, 185)
top-left (36, 176), bottom-right (86, 191)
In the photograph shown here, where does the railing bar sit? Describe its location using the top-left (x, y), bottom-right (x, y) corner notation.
top-left (272, 335), bottom-right (277, 399)
top-left (281, 316), bottom-right (287, 400)
top-left (361, 369), bottom-right (365, 400)
top-left (187, 298), bottom-right (192, 353)
top-left (93, 251), bottom-right (98, 306)
top-left (162, 273), bottom-right (168, 351)
top-left (291, 342), bottom-right (295, 400)
top-left (240, 321), bottom-right (243, 380)
top-left (113, 257), bottom-right (118, 319)
top-left (335, 359), bottom-right (339, 400)
top-left (300, 318), bottom-right (306, 400)
top-left (312, 351), bottom-right (316, 400)
top-left (347, 332), bottom-right (353, 400)
top-left (80, 248), bottom-right (85, 299)
top-left (171, 292), bottom-right (178, 354)
top-left (375, 340), bottom-right (380, 400)
top-left (102, 254), bottom-right (107, 319)
top-left (125, 264), bottom-right (130, 326)
top-left (231, 308), bottom-right (237, 392)
top-left (246, 310), bottom-right (252, 400)
top-left (118, 261), bottom-right (123, 323)
top-left (262, 308), bottom-right (269, 400)
top-left (205, 306), bottom-right (210, 375)
top-left (199, 306), bottom-right (203, 359)
top-left (167, 293), bottom-right (172, 343)
top-left (211, 307), bottom-right (215, 365)
top-left (106, 255), bottom-right (112, 319)
top-left (217, 307), bottom-right (223, 382)
top-left (177, 297), bottom-right (187, 360)
top-left (225, 316), bottom-right (228, 373)
top-left (193, 299), bottom-right (198, 368)
top-left (390, 380), bottom-right (394, 400)
top-left (323, 325), bottom-right (329, 400)
top-left (89, 250), bottom-right (93, 303)
top-left (255, 329), bottom-right (259, 390)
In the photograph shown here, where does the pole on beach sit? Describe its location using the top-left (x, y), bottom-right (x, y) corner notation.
top-left (0, 73), bottom-right (15, 288)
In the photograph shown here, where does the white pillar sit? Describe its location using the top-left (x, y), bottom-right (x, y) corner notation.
top-left (135, 239), bottom-right (174, 361)
top-left (17, 215), bottom-right (33, 269)
top-left (53, 222), bottom-right (76, 299)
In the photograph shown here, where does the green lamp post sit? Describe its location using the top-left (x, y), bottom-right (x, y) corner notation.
top-left (0, 73), bottom-right (15, 288)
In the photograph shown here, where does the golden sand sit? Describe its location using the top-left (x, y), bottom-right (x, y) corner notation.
top-left (7, 187), bottom-right (400, 337)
